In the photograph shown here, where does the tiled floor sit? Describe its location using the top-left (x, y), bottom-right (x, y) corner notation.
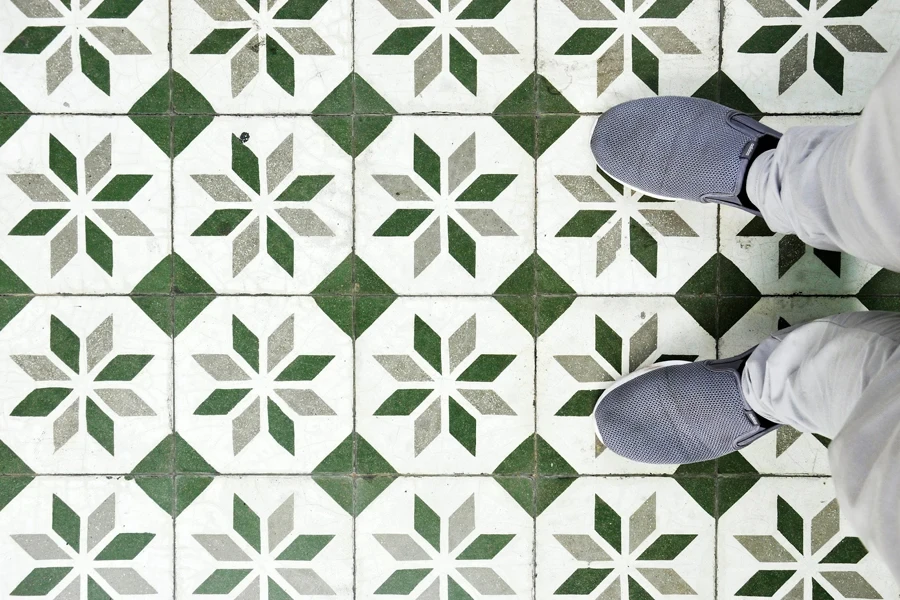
top-left (1, 0), bottom-right (899, 598)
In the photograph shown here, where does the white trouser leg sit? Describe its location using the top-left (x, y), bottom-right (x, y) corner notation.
top-left (741, 311), bottom-right (900, 583)
top-left (747, 51), bottom-right (900, 272)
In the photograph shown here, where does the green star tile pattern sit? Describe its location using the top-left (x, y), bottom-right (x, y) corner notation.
top-left (718, 478), bottom-right (897, 599)
top-left (723, 0), bottom-right (898, 112)
top-left (1, 0), bottom-right (899, 598)
top-left (0, 117), bottom-right (171, 293)
top-left (537, 477), bottom-right (715, 598)
top-left (537, 0), bottom-right (720, 111)
top-left (172, 0), bottom-right (352, 113)
top-left (0, 0), bottom-right (169, 113)
top-left (355, 0), bottom-right (535, 111)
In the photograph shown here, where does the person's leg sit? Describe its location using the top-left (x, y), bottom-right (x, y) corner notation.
top-left (591, 52), bottom-right (900, 271)
top-left (748, 52), bottom-right (900, 272)
top-left (741, 311), bottom-right (900, 583)
top-left (595, 312), bottom-right (900, 581)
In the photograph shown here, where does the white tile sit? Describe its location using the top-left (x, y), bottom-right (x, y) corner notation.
top-left (174, 297), bottom-right (353, 473)
top-left (355, 116), bottom-right (534, 295)
top-left (356, 297), bottom-right (535, 474)
top-left (722, 0), bottom-right (900, 113)
top-left (718, 477), bottom-right (899, 600)
top-left (0, 476), bottom-right (173, 600)
top-left (173, 116), bottom-right (352, 294)
top-left (172, 0), bottom-right (352, 113)
top-left (538, 0), bottom-right (719, 112)
top-left (0, 116), bottom-right (171, 293)
top-left (0, 297), bottom-right (172, 473)
top-left (356, 477), bottom-right (534, 597)
top-left (175, 476), bottom-right (353, 599)
top-left (537, 477), bottom-right (715, 599)
top-left (354, 0), bottom-right (535, 112)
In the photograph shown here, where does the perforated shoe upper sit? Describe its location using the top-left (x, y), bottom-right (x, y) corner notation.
top-left (594, 354), bottom-right (777, 464)
top-left (590, 96), bottom-right (779, 210)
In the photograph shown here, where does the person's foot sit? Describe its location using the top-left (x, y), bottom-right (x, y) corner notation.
top-left (593, 349), bottom-right (779, 464)
top-left (590, 96), bottom-right (781, 216)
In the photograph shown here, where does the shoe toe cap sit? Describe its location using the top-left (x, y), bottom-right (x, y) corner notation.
top-left (594, 362), bottom-right (756, 464)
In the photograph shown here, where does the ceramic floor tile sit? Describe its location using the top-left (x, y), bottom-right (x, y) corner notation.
top-left (537, 297), bottom-right (715, 475)
top-left (354, 0), bottom-right (535, 112)
top-left (172, 0), bottom-right (353, 114)
top-left (356, 297), bottom-right (535, 474)
top-left (0, 116), bottom-right (171, 293)
top-left (537, 116), bottom-right (718, 294)
top-left (0, 0), bottom-right (169, 114)
top-left (355, 116), bottom-right (535, 295)
top-left (537, 0), bottom-right (720, 112)
top-left (175, 476), bottom-right (353, 599)
top-left (0, 476), bottom-right (174, 600)
top-left (718, 477), bottom-right (899, 600)
top-left (722, 0), bottom-right (900, 113)
top-left (536, 476), bottom-right (715, 599)
top-left (173, 116), bottom-right (353, 294)
top-left (0, 297), bottom-right (172, 474)
top-left (174, 296), bottom-right (353, 474)
top-left (356, 476), bottom-right (534, 598)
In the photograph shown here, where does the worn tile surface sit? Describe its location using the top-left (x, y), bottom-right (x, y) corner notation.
top-left (1, 0), bottom-right (899, 598)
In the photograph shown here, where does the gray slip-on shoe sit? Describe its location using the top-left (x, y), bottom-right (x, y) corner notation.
top-left (590, 96), bottom-right (781, 216)
top-left (593, 349), bottom-right (779, 464)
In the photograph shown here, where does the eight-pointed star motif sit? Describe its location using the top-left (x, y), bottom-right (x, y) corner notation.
top-left (372, 133), bottom-right (518, 278)
top-left (9, 314), bottom-right (155, 454)
top-left (192, 493), bottom-right (336, 598)
top-left (738, 0), bottom-right (886, 95)
top-left (10, 493), bottom-right (157, 599)
top-left (373, 313), bottom-right (517, 457)
top-left (372, 493), bottom-right (517, 596)
top-left (554, 0), bottom-right (702, 95)
top-left (371, 0), bottom-right (519, 95)
top-left (7, 133), bottom-right (154, 278)
top-left (554, 168), bottom-right (698, 278)
top-left (553, 492), bottom-right (698, 597)
top-left (190, 133), bottom-right (335, 277)
top-left (733, 496), bottom-right (879, 599)
top-left (192, 314), bottom-right (336, 455)
top-left (190, 0), bottom-right (335, 96)
top-left (3, 0), bottom-right (152, 94)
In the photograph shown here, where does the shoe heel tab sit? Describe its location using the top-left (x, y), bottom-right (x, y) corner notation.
top-left (728, 112), bottom-right (784, 139)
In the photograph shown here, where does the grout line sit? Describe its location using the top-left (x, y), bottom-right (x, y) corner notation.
top-left (532, 0), bottom-right (540, 592)
top-left (714, 0), bottom-right (723, 563)
top-left (167, 0), bottom-right (178, 595)
top-left (0, 472), bottom-right (827, 478)
top-left (4, 292), bottom-right (893, 298)
top-left (715, 0), bottom-right (726, 574)
top-left (1, 110), bottom-right (865, 117)
top-left (349, 0), bottom-right (359, 594)
top-left (714, 468), bottom-right (721, 600)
